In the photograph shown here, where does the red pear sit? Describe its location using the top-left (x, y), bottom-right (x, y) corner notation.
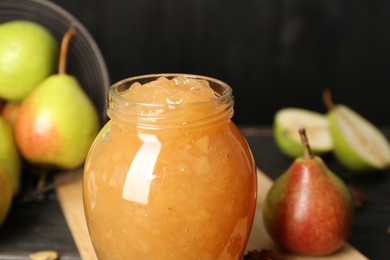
top-left (263, 128), bottom-right (354, 256)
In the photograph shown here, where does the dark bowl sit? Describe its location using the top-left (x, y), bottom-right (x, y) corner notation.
top-left (0, 0), bottom-right (110, 123)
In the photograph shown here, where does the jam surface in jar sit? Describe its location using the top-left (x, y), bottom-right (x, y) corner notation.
top-left (83, 75), bottom-right (257, 259)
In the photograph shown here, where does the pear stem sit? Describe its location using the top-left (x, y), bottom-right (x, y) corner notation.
top-left (58, 28), bottom-right (77, 74)
top-left (323, 89), bottom-right (335, 110)
top-left (299, 128), bottom-right (313, 160)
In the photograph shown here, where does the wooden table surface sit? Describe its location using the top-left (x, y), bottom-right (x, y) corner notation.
top-left (0, 126), bottom-right (388, 260)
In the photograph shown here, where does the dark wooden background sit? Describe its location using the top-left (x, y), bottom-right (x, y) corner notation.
top-left (51, 0), bottom-right (390, 126)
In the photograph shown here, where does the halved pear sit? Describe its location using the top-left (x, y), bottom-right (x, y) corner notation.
top-left (274, 108), bottom-right (333, 158)
top-left (327, 105), bottom-right (390, 172)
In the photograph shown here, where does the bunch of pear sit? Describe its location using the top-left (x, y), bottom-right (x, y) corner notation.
top-left (0, 20), bottom-right (100, 226)
top-left (274, 90), bottom-right (390, 173)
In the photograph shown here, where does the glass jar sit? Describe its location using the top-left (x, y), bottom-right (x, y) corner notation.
top-left (83, 74), bottom-right (257, 259)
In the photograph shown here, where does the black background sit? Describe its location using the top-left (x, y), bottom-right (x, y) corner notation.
top-left (51, 0), bottom-right (390, 126)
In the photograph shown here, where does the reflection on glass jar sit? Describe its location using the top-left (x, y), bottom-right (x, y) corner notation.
top-left (83, 74), bottom-right (257, 259)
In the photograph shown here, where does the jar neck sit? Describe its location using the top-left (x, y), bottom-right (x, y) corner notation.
top-left (107, 74), bottom-right (235, 130)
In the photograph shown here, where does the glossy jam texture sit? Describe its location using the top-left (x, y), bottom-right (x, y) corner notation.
top-left (83, 76), bottom-right (256, 259)
top-left (123, 76), bottom-right (217, 104)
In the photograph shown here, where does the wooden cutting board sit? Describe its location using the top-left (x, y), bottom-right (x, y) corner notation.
top-left (56, 169), bottom-right (367, 260)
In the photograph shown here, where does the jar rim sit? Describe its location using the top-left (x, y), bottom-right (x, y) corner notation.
top-left (109, 73), bottom-right (233, 107)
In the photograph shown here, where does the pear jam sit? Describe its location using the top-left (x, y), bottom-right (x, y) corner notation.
top-left (83, 74), bottom-right (257, 259)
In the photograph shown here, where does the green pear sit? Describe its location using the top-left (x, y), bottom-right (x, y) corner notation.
top-left (274, 108), bottom-right (333, 158)
top-left (14, 28), bottom-right (100, 170)
top-left (0, 165), bottom-right (13, 226)
top-left (324, 90), bottom-right (390, 172)
top-left (263, 128), bottom-right (354, 256)
top-left (0, 117), bottom-right (21, 195)
top-left (0, 20), bottom-right (58, 101)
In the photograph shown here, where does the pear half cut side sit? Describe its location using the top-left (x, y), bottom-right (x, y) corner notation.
top-left (328, 105), bottom-right (390, 172)
top-left (274, 108), bottom-right (333, 158)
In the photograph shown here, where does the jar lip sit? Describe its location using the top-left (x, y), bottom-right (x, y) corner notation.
top-left (109, 73), bottom-right (233, 107)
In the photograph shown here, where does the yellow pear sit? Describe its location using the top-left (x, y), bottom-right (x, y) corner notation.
top-left (14, 28), bottom-right (100, 169)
